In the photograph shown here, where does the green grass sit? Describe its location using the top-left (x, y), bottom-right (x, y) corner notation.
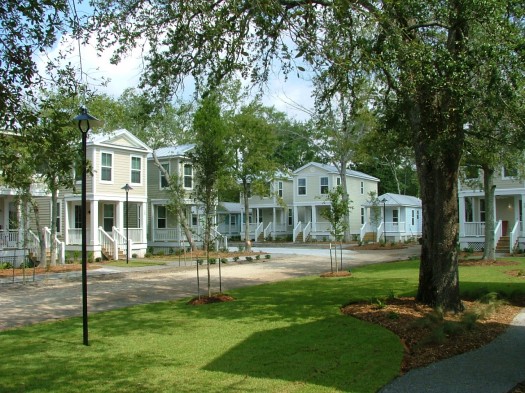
top-left (2, 257), bottom-right (525, 392)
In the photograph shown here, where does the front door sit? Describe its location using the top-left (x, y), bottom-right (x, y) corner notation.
top-left (103, 204), bottom-right (115, 232)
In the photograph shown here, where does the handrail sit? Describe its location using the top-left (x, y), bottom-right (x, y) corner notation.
top-left (99, 227), bottom-right (118, 260)
top-left (211, 227), bottom-right (228, 251)
top-left (292, 221), bottom-right (302, 243)
top-left (303, 221), bottom-right (312, 242)
top-left (27, 229), bottom-right (40, 258)
top-left (263, 222), bottom-right (273, 240)
top-left (254, 222), bottom-right (263, 242)
top-left (510, 221), bottom-right (520, 253)
top-left (44, 227), bottom-right (65, 264)
top-left (113, 226), bottom-right (133, 259)
top-left (494, 220), bottom-right (503, 248)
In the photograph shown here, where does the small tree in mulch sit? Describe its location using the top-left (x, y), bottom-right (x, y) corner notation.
top-left (321, 186), bottom-right (352, 275)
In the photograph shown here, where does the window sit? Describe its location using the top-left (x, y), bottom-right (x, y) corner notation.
top-left (131, 156), bottom-right (141, 184)
top-left (136, 205), bottom-right (141, 229)
top-left (360, 181), bottom-right (364, 194)
top-left (411, 210), bottom-right (415, 226)
top-left (503, 166), bottom-right (518, 178)
top-left (192, 214), bottom-right (198, 226)
top-left (288, 209), bottom-right (293, 226)
top-left (183, 164), bottom-right (193, 189)
top-left (103, 204), bottom-right (114, 232)
top-left (298, 178), bottom-right (306, 195)
top-left (230, 215), bottom-right (237, 226)
top-left (160, 163), bottom-right (170, 189)
top-left (101, 152), bottom-right (113, 181)
top-left (336, 177), bottom-right (341, 187)
top-left (320, 177), bottom-right (329, 194)
top-left (361, 208), bottom-right (365, 225)
top-left (392, 209), bottom-right (399, 224)
top-left (56, 202), bottom-right (61, 233)
top-left (157, 206), bottom-right (166, 229)
top-left (74, 205), bottom-right (82, 229)
top-left (278, 181), bottom-right (283, 198)
top-left (480, 199), bottom-right (485, 222)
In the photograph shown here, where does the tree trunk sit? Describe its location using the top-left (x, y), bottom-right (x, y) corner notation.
top-left (482, 165), bottom-right (496, 260)
top-left (49, 185), bottom-right (58, 267)
top-left (412, 101), bottom-right (464, 312)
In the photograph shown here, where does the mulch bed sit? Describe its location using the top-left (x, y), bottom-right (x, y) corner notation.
top-left (187, 294), bottom-right (235, 305)
top-left (320, 271), bottom-right (352, 277)
top-left (0, 263), bottom-right (103, 277)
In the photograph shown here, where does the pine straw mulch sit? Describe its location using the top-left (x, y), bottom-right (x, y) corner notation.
top-left (341, 297), bottom-right (523, 374)
top-left (0, 263), bottom-right (103, 277)
top-left (187, 293), bottom-right (235, 305)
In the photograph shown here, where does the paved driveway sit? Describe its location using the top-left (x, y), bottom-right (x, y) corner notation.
top-left (0, 246), bottom-right (420, 331)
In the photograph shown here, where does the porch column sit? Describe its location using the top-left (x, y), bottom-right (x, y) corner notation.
top-left (272, 207), bottom-right (276, 240)
top-left (118, 201), bottom-right (124, 230)
top-left (293, 205), bottom-right (298, 227)
top-left (312, 205), bottom-right (317, 232)
top-left (2, 198), bottom-right (9, 230)
top-left (90, 201), bottom-right (98, 246)
top-left (458, 196), bottom-right (465, 237)
top-left (64, 201), bottom-right (70, 245)
top-left (141, 201), bottom-right (148, 243)
top-left (150, 203), bottom-right (156, 242)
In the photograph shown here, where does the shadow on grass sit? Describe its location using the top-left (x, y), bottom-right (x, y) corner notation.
top-left (204, 316), bottom-right (402, 393)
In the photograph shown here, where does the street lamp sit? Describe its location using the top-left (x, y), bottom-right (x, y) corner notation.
top-left (380, 197), bottom-right (387, 242)
top-left (121, 183), bottom-right (133, 264)
top-left (73, 106), bottom-right (102, 346)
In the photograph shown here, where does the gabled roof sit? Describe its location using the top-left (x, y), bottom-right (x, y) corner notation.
top-left (148, 144), bottom-right (195, 159)
top-left (293, 162), bottom-right (379, 182)
top-left (217, 202), bottom-right (242, 213)
top-left (364, 193), bottom-right (421, 207)
top-left (89, 129), bottom-right (152, 152)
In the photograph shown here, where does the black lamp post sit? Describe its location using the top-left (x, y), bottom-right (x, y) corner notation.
top-left (121, 183), bottom-right (133, 264)
top-left (380, 197), bottom-right (387, 242)
top-left (73, 106), bottom-right (102, 346)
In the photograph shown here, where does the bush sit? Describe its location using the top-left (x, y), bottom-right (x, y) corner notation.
top-left (95, 257), bottom-right (102, 262)
top-left (220, 258), bottom-right (228, 264)
top-left (0, 261), bottom-right (13, 269)
top-left (132, 253), bottom-right (138, 259)
top-left (245, 256), bottom-right (253, 262)
top-left (255, 255), bottom-right (260, 260)
top-left (265, 254), bottom-right (271, 259)
top-left (144, 252), bottom-right (152, 258)
top-left (238, 245), bottom-right (245, 252)
top-left (209, 258), bottom-right (217, 264)
top-left (233, 256), bottom-right (239, 262)
top-left (197, 259), bottom-right (204, 265)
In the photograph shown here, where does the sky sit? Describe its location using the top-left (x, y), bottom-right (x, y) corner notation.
top-left (39, 32), bottom-right (315, 122)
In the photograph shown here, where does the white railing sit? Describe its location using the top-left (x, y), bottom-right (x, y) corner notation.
top-left (44, 227), bottom-right (65, 264)
top-left (510, 221), bottom-right (520, 253)
top-left (313, 221), bottom-right (331, 233)
top-left (27, 229), bottom-right (40, 257)
top-left (254, 222), bottom-right (263, 241)
top-left (127, 228), bottom-right (143, 243)
top-left (384, 221), bottom-right (406, 234)
top-left (293, 221), bottom-right (302, 243)
top-left (99, 227), bottom-right (118, 260)
top-left (263, 222), bottom-right (273, 240)
top-left (0, 230), bottom-right (19, 248)
top-left (303, 221), bottom-right (312, 242)
top-left (463, 222), bottom-right (485, 237)
top-left (274, 223), bottom-right (287, 234)
top-left (494, 220), bottom-right (503, 247)
top-left (153, 228), bottom-right (181, 242)
top-left (211, 227), bottom-right (228, 250)
top-left (113, 226), bottom-right (133, 258)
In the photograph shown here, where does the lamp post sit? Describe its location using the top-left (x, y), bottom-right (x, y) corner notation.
top-left (380, 197), bottom-right (387, 242)
top-left (121, 183), bottom-right (133, 264)
top-left (73, 107), bottom-right (102, 346)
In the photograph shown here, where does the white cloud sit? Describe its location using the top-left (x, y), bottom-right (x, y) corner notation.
top-left (37, 33), bottom-right (314, 121)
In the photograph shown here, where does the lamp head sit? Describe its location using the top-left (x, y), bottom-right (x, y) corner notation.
top-left (74, 106), bottom-right (103, 134)
top-left (121, 183), bottom-right (133, 192)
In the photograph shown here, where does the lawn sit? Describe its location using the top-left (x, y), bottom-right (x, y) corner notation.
top-left (1, 257), bottom-right (524, 393)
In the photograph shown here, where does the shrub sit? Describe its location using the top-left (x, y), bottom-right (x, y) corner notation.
top-left (144, 252), bottom-right (152, 258)
top-left (0, 261), bottom-right (13, 269)
top-left (238, 245), bottom-right (245, 252)
top-left (157, 251), bottom-right (165, 256)
top-left (132, 253), bottom-right (138, 259)
top-left (209, 258), bottom-right (217, 264)
top-left (255, 254), bottom-right (260, 260)
top-left (197, 259), bottom-right (204, 265)
top-left (245, 256), bottom-right (253, 262)
top-left (233, 256), bottom-right (239, 262)
top-left (265, 254), bottom-right (271, 259)
top-left (220, 258), bottom-right (228, 264)
top-left (95, 257), bottom-right (102, 262)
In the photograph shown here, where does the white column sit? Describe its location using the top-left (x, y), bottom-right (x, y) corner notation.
top-left (64, 201), bottom-right (69, 245)
top-left (118, 201), bottom-right (124, 230)
top-left (90, 201), bottom-right (98, 246)
top-left (141, 201), bottom-right (147, 243)
top-left (272, 207), bottom-right (276, 240)
top-left (150, 203), bottom-right (155, 242)
top-left (293, 205), bottom-right (298, 227)
top-left (458, 197), bottom-right (465, 237)
top-left (312, 205), bottom-right (317, 231)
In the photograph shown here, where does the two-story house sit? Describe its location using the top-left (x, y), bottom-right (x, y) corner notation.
top-left (147, 144), bottom-right (206, 253)
top-left (291, 162), bottom-right (380, 241)
top-left (459, 166), bottom-right (525, 253)
top-left (29, 129), bottom-right (152, 261)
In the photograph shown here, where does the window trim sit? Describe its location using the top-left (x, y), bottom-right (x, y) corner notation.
top-left (159, 162), bottom-right (170, 189)
top-left (360, 181), bottom-right (364, 195)
top-left (157, 205), bottom-right (167, 229)
top-left (278, 181), bottom-right (283, 198)
top-left (320, 177), bottom-right (329, 195)
top-left (100, 151), bottom-right (114, 183)
top-left (130, 155), bottom-right (142, 185)
top-left (298, 178), bottom-right (306, 196)
top-left (183, 163), bottom-right (193, 190)
top-left (502, 166), bottom-right (518, 179)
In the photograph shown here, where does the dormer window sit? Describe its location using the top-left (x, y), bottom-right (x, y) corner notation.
top-left (503, 166), bottom-right (518, 179)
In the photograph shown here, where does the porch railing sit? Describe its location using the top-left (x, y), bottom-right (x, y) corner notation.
top-left (113, 226), bottom-right (132, 258)
top-left (0, 230), bottom-right (19, 248)
top-left (312, 221), bottom-right (331, 233)
top-left (292, 221), bottom-right (302, 243)
top-left (510, 221), bottom-right (520, 253)
top-left (153, 228), bottom-right (181, 242)
top-left (99, 227), bottom-right (119, 260)
top-left (263, 222), bottom-right (273, 240)
top-left (44, 227), bottom-right (65, 264)
top-left (385, 221), bottom-right (406, 233)
top-left (254, 222), bottom-right (263, 241)
top-left (303, 221), bottom-right (312, 242)
top-left (211, 227), bottom-right (228, 250)
top-left (28, 230), bottom-right (40, 257)
top-left (463, 222), bottom-right (486, 237)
